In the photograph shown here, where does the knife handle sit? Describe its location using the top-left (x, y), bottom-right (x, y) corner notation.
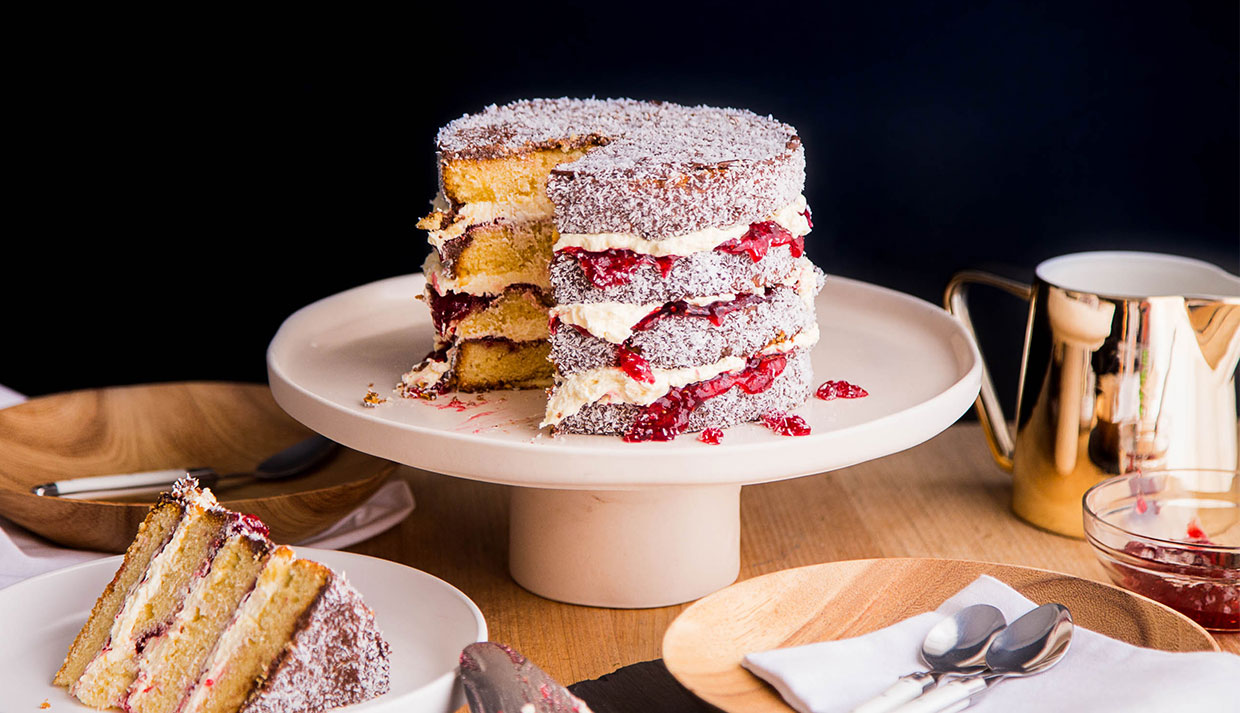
top-left (888, 676), bottom-right (987, 713)
top-left (32, 467), bottom-right (214, 496)
top-left (852, 674), bottom-right (933, 713)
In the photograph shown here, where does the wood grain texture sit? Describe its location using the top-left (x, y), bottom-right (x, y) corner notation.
top-left (661, 558), bottom-right (1218, 713)
top-left (0, 382), bottom-right (395, 551)
top-left (342, 422), bottom-right (1235, 713)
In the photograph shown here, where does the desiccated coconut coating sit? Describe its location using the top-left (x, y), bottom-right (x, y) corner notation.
top-left (241, 572), bottom-right (390, 713)
top-left (554, 349), bottom-right (814, 436)
top-left (551, 286), bottom-right (817, 374)
top-left (435, 98), bottom-right (805, 240)
top-left (550, 245), bottom-right (813, 306)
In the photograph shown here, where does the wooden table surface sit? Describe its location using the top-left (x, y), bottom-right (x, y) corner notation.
top-left (346, 421), bottom-right (1239, 693)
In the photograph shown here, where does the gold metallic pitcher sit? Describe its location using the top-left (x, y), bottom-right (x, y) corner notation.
top-left (946, 251), bottom-right (1240, 537)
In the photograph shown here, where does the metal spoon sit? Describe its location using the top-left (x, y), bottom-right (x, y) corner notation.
top-left (889, 603), bottom-right (1074, 713)
top-left (31, 435), bottom-right (338, 496)
top-left (851, 604), bottom-right (1006, 713)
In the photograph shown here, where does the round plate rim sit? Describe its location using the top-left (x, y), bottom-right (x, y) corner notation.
top-left (266, 273), bottom-right (983, 488)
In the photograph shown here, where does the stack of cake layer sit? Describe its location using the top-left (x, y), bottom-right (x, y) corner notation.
top-left (403, 98), bottom-right (824, 441)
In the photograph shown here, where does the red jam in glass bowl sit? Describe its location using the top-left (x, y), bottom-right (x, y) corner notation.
top-left (1083, 470), bottom-right (1239, 631)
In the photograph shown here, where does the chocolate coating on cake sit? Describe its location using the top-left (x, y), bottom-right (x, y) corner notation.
top-left (552, 286), bottom-right (817, 374)
top-left (436, 98), bottom-right (805, 239)
top-left (241, 572), bottom-right (390, 713)
top-left (550, 245), bottom-right (816, 305)
top-left (555, 349), bottom-right (814, 436)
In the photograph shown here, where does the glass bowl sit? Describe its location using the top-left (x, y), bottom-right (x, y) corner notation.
top-left (1083, 469), bottom-right (1239, 631)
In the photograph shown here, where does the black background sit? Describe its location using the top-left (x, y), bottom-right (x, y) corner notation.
top-left (6, 1), bottom-right (1237, 416)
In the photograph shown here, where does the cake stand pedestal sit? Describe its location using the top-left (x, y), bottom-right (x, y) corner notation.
top-left (509, 485), bottom-right (740, 607)
top-left (267, 273), bottom-right (981, 608)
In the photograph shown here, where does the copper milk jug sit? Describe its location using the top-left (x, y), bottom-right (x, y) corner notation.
top-left (946, 251), bottom-right (1240, 537)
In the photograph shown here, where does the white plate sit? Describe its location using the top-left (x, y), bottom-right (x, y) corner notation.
top-left (0, 548), bottom-right (486, 712)
top-left (268, 273), bottom-right (981, 488)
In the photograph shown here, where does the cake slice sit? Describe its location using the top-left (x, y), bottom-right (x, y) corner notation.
top-left (54, 495), bottom-right (186, 688)
top-left (69, 484), bottom-right (238, 707)
top-left (178, 547), bottom-right (389, 713)
top-left (56, 479), bottom-right (390, 713)
top-left (125, 532), bottom-right (273, 713)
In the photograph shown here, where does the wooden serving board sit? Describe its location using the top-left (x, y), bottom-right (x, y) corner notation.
top-left (0, 382), bottom-right (396, 552)
top-left (661, 557), bottom-right (1219, 713)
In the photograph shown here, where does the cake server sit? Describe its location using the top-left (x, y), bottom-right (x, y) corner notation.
top-left (459, 641), bottom-right (595, 713)
top-left (30, 435), bottom-right (338, 496)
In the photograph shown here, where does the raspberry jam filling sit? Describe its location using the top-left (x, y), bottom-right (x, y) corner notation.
top-left (632, 291), bottom-right (769, 331)
top-left (623, 353), bottom-right (788, 442)
top-left (427, 285), bottom-right (547, 333)
top-left (816, 380), bottom-right (869, 400)
top-left (698, 428), bottom-right (724, 445)
top-left (559, 247), bottom-right (678, 289)
top-left (616, 346), bottom-right (655, 384)
top-left (716, 221), bottom-right (804, 262)
top-left (427, 290), bottom-right (494, 333)
top-left (560, 219), bottom-right (805, 289)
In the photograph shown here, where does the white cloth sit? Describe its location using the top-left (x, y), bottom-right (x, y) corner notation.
top-left (0, 385), bottom-right (416, 590)
top-left (742, 575), bottom-right (1240, 713)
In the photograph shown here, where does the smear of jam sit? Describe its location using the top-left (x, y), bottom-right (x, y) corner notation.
top-left (623, 353), bottom-right (788, 442)
top-left (698, 428), bottom-right (724, 445)
top-left (560, 247), bottom-right (679, 289)
top-left (801, 207), bottom-right (814, 229)
top-left (816, 380), bottom-right (869, 400)
top-left (617, 345), bottom-right (655, 384)
top-left (761, 411), bottom-right (812, 436)
top-left (717, 221), bottom-right (804, 262)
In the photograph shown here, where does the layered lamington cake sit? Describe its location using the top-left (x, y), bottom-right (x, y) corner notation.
top-left (401, 98), bottom-right (823, 441)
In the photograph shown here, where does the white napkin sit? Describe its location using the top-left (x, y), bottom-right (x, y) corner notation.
top-left (742, 575), bottom-right (1240, 713)
top-left (0, 478), bottom-right (416, 590)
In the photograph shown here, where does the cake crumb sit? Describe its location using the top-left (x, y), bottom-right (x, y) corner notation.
top-left (361, 384), bottom-right (388, 408)
top-left (39, 701), bottom-right (51, 710)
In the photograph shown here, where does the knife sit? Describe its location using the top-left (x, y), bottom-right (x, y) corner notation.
top-left (30, 435), bottom-right (337, 496)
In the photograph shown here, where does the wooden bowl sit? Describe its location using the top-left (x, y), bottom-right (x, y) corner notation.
top-left (0, 382), bottom-right (397, 552)
top-left (662, 557), bottom-right (1221, 713)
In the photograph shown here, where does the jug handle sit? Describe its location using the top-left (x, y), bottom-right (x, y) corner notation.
top-left (944, 270), bottom-right (1034, 473)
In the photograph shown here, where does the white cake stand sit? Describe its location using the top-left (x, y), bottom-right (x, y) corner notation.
top-left (267, 274), bottom-right (981, 608)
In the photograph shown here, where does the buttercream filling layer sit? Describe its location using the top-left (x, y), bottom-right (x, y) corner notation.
top-left (422, 193), bottom-right (555, 250)
top-left (424, 251), bottom-right (551, 296)
top-left (549, 257), bottom-right (820, 343)
top-left (554, 195), bottom-right (810, 257)
top-left (549, 293), bottom-right (745, 343)
top-left (541, 324), bottom-right (820, 427)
